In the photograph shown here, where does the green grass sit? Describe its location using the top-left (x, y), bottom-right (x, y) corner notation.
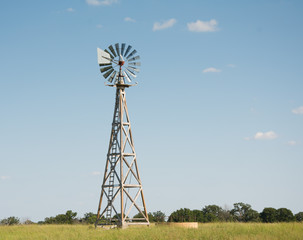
top-left (0, 223), bottom-right (302, 240)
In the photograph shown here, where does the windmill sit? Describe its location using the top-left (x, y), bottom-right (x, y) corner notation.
top-left (95, 43), bottom-right (149, 228)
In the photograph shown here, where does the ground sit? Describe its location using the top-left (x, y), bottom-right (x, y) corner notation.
top-left (0, 223), bottom-right (302, 240)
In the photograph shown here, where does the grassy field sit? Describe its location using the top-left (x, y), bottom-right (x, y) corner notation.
top-left (0, 223), bottom-right (302, 240)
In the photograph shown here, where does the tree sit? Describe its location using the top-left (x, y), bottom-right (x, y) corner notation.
top-left (218, 208), bottom-right (234, 222)
top-left (295, 212), bottom-right (303, 222)
top-left (202, 205), bottom-right (222, 222)
top-left (260, 208), bottom-right (277, 223)
top-left (192, 210), bottom-right (204, 222)
top-left (64, 210), bottom-right (77, 224)
top-left (276, 208), bottom-right (295, 222)
top-left (0, 216), bottom-right (20, 225)
top-left (43, 217), bottom-right (55, 224)
top-left (230, 203), bottom-right (259, 222)
top-left (152, 211), bottom-right (166, 222)
top-left (43, 210), bottom-right (77, 224)
top-left (112, 213), bottom-right (122, 220)
top-left (168, 208), bottom-right (196, 222)
top-left (23, 219), bottom-right (34, 225)
top-left (133, 212), bottom-right (153, 222)
top-left (82, 212), bottom-right (97, 224)
top-left (201, 205), bottom-right (233, 222)
top-left (148, 213), bottom-right (154, 222)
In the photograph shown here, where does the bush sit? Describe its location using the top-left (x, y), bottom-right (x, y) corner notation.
top-left (0, 216), bottom-right (20, 225)
top-left (151, 211), bottom-right (166, 222)
top-left (23, 219), bottom-right (35, 225)
top-left (168, 208), bottom-right (199, 222)
top-left (82, 212), bottom-right (97, 224)
top-left (133, 212), bottom-right (154, 222)
top-left (43, 210), bottom-right (77, 224)
top-left (295, 212), bottom-right (303, 222)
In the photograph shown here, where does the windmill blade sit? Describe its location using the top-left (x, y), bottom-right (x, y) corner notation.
top-left (108, 45), bottom-right (117, 57)
top-left (126, 49), bottom-right (137, 59)
top-left (97, 48), bottom-right (111, 65)
top-left (124, 45), bottom-right (132, 57)
top-left (123, 71), bottom-right (131, 82)
top-left (103, 68), bottom-right (114, 79)
top-left (99, 63), bottom-right (112, 66)
top-left (126, 68), bottom-right (137, 78)
top-left (108, 70), bottom-right (117, 83)
top-left (127, 66), bottom-right (140, 72)
top-left (128, 55), bottom-right (140, 62)
top-left (104, 49), bottom-right (114, 59)
top-left (121, 43), bottom-right (126, 56)
top-left (124, 70), bottom-right (133, 82)
top-left (115, 43), bottom-right (120, 56)
top-left (128, 61), bottom-right (141, 66)
top-left (100, 66), bottom-right (113, 73)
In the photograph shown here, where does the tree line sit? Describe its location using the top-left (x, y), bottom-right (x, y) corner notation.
top-left (168, 203), bottom-right (303, 223)
top-left (1, 203), bottom-right (302, 225)
top-left (0, 210), bottom-right (166, 225)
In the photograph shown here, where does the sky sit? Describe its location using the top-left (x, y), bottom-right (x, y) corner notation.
top-left (0, 0), bottom-right (303, 222)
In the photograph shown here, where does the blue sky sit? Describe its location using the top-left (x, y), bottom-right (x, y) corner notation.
top-left (0, 0), bottom-right (303, 222)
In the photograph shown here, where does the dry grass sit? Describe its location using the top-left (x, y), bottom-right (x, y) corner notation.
top-left (0, 222), bottom-right (302, 240)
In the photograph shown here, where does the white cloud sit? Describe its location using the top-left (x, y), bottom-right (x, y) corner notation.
top-left (124, 17), bottom-right (135, 22)
top-left (67, 8), bottom-right (75, 12)
top-left (91, 171), bottom-right (101, 175)
top-left (287, 140), bottom-right (297, 146)
top-left (244, 137), bottom-right (251, 141)
top-left (187, 19), bottom-right (218, 32)
top-left (292, 106), bottom-right (303, 115)
top-left (153, 18), bottom-right (176, 31)
top-left (203, 67), bottom-right (221, 73)
top-left (1, 176), bottom-right (10, 180)
top-left (86, 0), bottom-right (118, 6)
top-left (254, 131), bottom-right (278, 140)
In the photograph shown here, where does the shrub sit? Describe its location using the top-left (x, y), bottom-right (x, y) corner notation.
top-left (0, 216), bottom-right (20, 225)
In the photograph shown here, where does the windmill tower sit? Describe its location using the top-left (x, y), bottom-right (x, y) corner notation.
top-left (95, 43), bottom-right (149, 228)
